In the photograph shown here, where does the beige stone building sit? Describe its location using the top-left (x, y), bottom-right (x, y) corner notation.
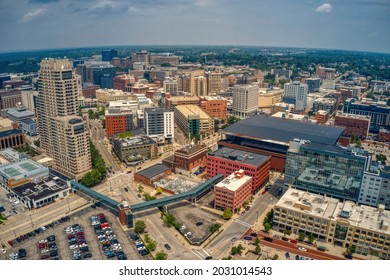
top-left (274, 189), bottom-right (390, 260)
top-left (37, 59), bottom-right (91, 180)
top-left (174, 105), bottom-right (214, 138)
top-left (258, 88), bottom-right (283, 110)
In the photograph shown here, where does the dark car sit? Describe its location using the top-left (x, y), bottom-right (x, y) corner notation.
top-left (295, 255), bottom-right (300, 260)
top-left (195, 222), bottom-right (203, 226)
top-left (264, 237), bottom-right (273, 242)
top-left (124, 187), bottom-right (129, 192)
top-left (18, 248), bottom-right (27, 258)
top-left (281, 237), bottom-right (289, 242)
top-left (50, 250), bottom-right (58, 257)
top-left (164, 243), bottom-right (171, 250)
top-left (205, 256), bottom-right (213, 260)
top-left (83, 253), bottom-right (92, 259)
top-left (250, 232), bottom-right (257, 237)
top-left (243, 236), bottom-right (253, 241)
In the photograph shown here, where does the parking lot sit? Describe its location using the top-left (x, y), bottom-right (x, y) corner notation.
top-left (0, 206), bottom-right (145, 260)
top-left (167, 201), bottom-right (222, 245)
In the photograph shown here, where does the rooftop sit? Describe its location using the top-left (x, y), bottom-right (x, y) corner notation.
top-left (335, 112), bottom-right (372, 121)
top-left (135, 164), bottom-right (170, 179)
top-left (144, 107), bottom-right (172, 114)
top-left (314, 98), bottom-right (337, 104)
top-left (4, 107), bottom-right (35, 119)
top-left (114, 135), bottom-right (156, 147)
top-left (0, 159), bottom-right (49, 181)
top-left (216, 170), bottom-right (252, 192)
top-left (175, 105), bottom-right (210, 119)
top-left (12, 176), bottom-right (69, 201)
top-left (20, 118), bottom-right (36, 125)
top-left (175, 144), bottom-right (207, 155)
top-left (0, 148), bottom-right (26, 163)
top-left (222, 115), bottom-right (344, 145)
top-left (277, 189), bottom-right (390, 234)
top-left (0, 128), bottom-right (23, 138)
top-left (209, 146), bottom-right (270, 167)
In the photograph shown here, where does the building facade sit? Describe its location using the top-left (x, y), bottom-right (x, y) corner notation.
top-left (36, 59), bottom-right (91, 180)
top-left (334, 112), bottom-right (371, 139)
top-left (112, 135), bottom-right (157, 162)
top-left (206, 71), bottom-right (222, 95)
top-left (313, 98), bottom-right (337, 115)
top-left (207, 147), bottom-right (270, 194)
top-left (283, 82), bottom-right (308, 111)
top-left (214, 170), bottom-right (252, 213)
top-left (285, 140), bottom-right (367, 202)
top-left (174, 144), bottom-right (208, 173)
top-left (273, 189), bottom-right (390, 260)
top-left (199, 96), bottom-right (228, 121)
top-left (232, 84), bottom-right (259, 119)
top-left (144, 107), bottom-right (174, 144)
top-left (174, 105), bottom-right (214, 138)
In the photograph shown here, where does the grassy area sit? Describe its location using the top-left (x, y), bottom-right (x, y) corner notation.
top-left (0, 214), bottom-right (7, 221)
top-left (117, 131), bottom-right (133, 138)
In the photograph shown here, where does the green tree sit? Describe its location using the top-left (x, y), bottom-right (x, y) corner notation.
top-left (163, 214), bottom-right (176, 227)
top-left (263, 222), bottom-right (272, 233)
top-left (155, 251), bottom-right (168, 260)
top-left (33, 139), bottom-right (40, 147)
top-left (254, 237), bottom-right (260, 246)
top-left (138, 184), bottom-right (144, 193)
top-left (346, 245), bottom-right (356, 256)
top-left (144, 192), bottom-right (157, 201)
top-left (272, 254), bottom-right (279, 260)
top-left (134, 220), bottom-right (146, 234)
top-left (223, 208), bottom-right (233, 220)
top-left (145, 240), bottom-right (157, 252)
top-left (376, 154), bottom-right (387, 163)
top-left (255, 244), bottom-right (261, 255)
top-left (210, 223), bottom-right (221, 233)
top-left (308, 233), bottom-right (315, 244)
top-left (144, 234), bottom-right (151, 243)
top-left (231, 246), bottom-right (239, 255)
top-left (298, 232), bottom-right (305, 242)
top-left (237, 244), bottom-right (244, 254)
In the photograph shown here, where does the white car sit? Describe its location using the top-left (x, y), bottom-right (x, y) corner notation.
top-left (298, 247), bottom-right (307, 252)
top-left (69, 244), bottom-right (79, 250)
top-left (180, 225), bottom-right (186, 230)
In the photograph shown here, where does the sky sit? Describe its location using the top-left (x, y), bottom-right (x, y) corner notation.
top-left (0, 0), bottom-right (389, 53)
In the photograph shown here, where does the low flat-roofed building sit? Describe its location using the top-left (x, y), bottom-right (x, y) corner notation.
top-left (0, 159), bottom-right (49, 189)
top-left (274, 188), bottom-right (390, 259)
top-left (3, 107), bottom-right (35, 122)
top-left (0, 148), bottom-right (26, 162)
top-left (134, 164), bottom-right (172, 187)
top-left (20, 118), bottom-right (37, 136)
top-left (334, 112), bottom-right (371, 139)
top-left (214, 170), bottom-right (252, 213)
top-left (112, 135), bottom-right (157, 164)
top-left (12, 175), bottom-right (70, 209)
top-left (315, 110), bottom-right (329, 124)
top-left (174, 144), bottom-right (208, 174)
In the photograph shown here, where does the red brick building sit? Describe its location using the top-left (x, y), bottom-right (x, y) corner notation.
top-left (214, 170), bottom-right (252, 213)
top-left (334, 112), bottom-right (371, 139)
top-left (113, 75), bottom-right (132, 92)
top-left (82, 84), bottom-right (100, 98)
top-left (174, 144), bottom-right (208, 173)
top-left (378, 129), bottom-right (390, 142)
top-left (207, 147), bottom-right (270, 194)
top-left (134, 164), bottom-right (172, 187)
top-left (200, 96), bottom-right (228, 121)
top-left (105, 115), bottom-right (127, 138)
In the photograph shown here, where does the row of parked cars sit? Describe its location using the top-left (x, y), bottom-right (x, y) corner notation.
top-left (64, 224), bottom-right (91, 260)
top-left (38, 235), bottom-right (59, 260)
top-left (7, 216), bottom-right (70, 248)
top-left (8, 248), bottom-right (26, 260)
top-left (129, 233), bottom-right (149, 257)
top-left (92, 213), bottom-right (126, 260)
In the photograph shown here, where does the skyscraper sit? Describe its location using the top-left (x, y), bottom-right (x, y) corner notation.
top-left (37, 59), bottom-right (91, 180)
top-left (283, 81), bottom-right (308, 111)
top-left (232, 84), bottom-right (259, 119)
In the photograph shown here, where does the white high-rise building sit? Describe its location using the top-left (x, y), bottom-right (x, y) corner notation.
top-left (283, 81), bottom-right (308, 111)
top-left (232, 84), bottom-right (259, 119)
top-left (163, 78), bottom-right (178, 95)
top-left (144, 107), bottom-right (174, 144)
top-left (37, 59), bottom-right (91, 180)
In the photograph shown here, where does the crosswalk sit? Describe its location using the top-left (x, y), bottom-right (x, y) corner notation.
top-left (234, 219), bottom-right (251, 228)
top-left (191, 248), bottom-right (210, 260)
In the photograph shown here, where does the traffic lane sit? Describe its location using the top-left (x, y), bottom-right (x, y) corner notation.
top-left (254, 232), bottom-right (345, 260)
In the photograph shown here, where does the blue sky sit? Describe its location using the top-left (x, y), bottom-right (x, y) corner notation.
top-left (0, 0), bottom-right (389, 53)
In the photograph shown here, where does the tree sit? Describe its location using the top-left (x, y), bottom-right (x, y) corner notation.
top-left (308, 233), bottom-right (315, 244)
top-left (376, 154), bottom-right (387, 163)
top-left (33, 139), bottom-right (40, 147)
top-left (272, 254), bottom-right (279, 260)
top-left (346, 245), bottom-right (356, 256)
top-left (263, 222), bottom-right (272, 233)
top-left (255, 244), bottom-right (261, 255)
top-left (134, 220), bottom-right (146, 234)
top-left (254, 237), bottom-right (260, 246)
top-left (298, 232), bottom-right (306, 242)
top-left (145, 240), bottom-right (157, 252)
top-left (138, 184), bottom-right (144, 193)
top-left (163, 214), bottom-right (176, 227)
top-left (223, 208), bottom-right (233, 220)
top-left (144, 234), bottom-right (151, 243)
top-left (237, 244), bottom-right (244, 254)
top-left (155, 251), bottom-right (167, 260)
top-left (210, 223), bottom-right (221, 233)
top-left (243, 200), bottom-right (249, 208)
top-left (144, 192), bottom-right (157, 201)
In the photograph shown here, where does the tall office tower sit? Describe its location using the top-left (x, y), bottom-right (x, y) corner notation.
top-left (102, 49), bottom-right (118, 62)
top-left (194, 76), bottom-right (207, 96)
top-left (206, 71), bottom-right (222, 95)
top-left (163, 78), bottom-right (178, 95)
top-left (37, 59), bottom-right (91, 180)
top-left (189, 69), bottom-right (205, 95)
top-left (283, 81), bottom-right (308, 111)
top-left (232, 84), bottom-right (259, 119)
top-left (305, 77), bottom-right (321, 92)
top-left (131, 50), bottom-right (149, 66)
top-left (144, 107), bottom-right (174, 144)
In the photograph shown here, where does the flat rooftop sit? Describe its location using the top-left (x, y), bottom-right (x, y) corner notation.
top-left (135, 164), bottom-right (170, 179)
top-left (175, 144), bottom-right (207, 156)
top-left (277, 189), bottom-right (390, 234)
top-left (209, 146), bottom-right (270, 167)
top-left (114, 135), bottom-right (156, 147)
top-left (335, 112), bottom-right (371, 121)
top-left (0, 148), bottom-right (25, 163)
top-left (175, 105), bottom-right (210, 119)
top-left (4, 107), bottom-right (35, 119)
top-left (144, 107), bottom-right (172, 114)
top-left (0, 159), bottom-right (46, 179)
top-left (222, 115), bottom-right (344, 145)
top-left (12, 176), bottom-right (69, 201)
top-left (216, 170), bottom-right (252, 192)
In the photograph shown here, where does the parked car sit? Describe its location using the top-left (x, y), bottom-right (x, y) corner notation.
top-left (164, 243), bottom-right (171, 250)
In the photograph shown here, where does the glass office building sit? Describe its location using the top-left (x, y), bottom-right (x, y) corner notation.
top-left (285, 140), bottom-right (368, 201)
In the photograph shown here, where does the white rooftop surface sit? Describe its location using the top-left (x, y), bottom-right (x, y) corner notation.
top-left (215, 170), bottom-right (252, 192)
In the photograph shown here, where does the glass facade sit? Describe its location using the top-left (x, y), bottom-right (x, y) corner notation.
top-left (285, 142), bottom-right (367, 201)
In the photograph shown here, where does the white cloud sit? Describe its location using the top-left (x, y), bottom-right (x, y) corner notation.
top-left (20, 8), bottom-right (47, 23)
top-left (315, 3), bottom-right (333, 13)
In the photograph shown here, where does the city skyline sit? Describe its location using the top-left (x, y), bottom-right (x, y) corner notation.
top-left (0, 0), bottom-right (389, 53)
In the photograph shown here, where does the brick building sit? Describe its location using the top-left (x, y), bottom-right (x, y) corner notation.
top-left (334, 112), bottom-right (371, 139)
top-left (199, 96), bottom-right (227, 121)
top-left (315, 110), bottom-right (329, 124)
top-left (207, 147), bottom-right (270, 194)
top-left (0, 123), bottom-right (26, 149)
top-left (214, 170), bottom-right (252, 213)
top-left (82, 84), bottom-right (100, 99)
top-left (134, 164), bottom-right (172, 187)
top-left (174, 144), bottom-right (208, 174)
